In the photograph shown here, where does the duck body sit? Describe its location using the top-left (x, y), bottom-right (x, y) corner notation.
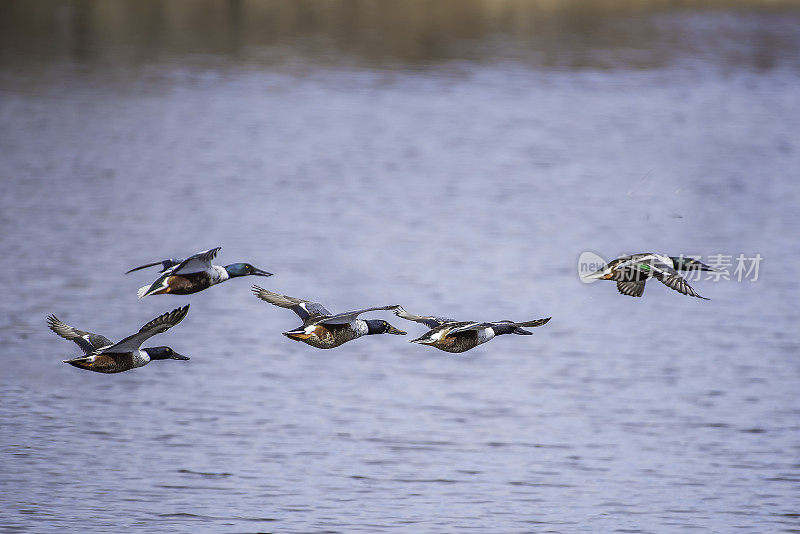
top-left (411, 322), bottom-right (496, 353)
top-left (64, 347), bottom-right (155, 373)
top-left (394, 307), bottom-right (551, 353)
top-left (48, 306), bottom-right (190, 373)
top-left (129, 247), bottom-right (272, 298)
top-left (141, 266), bottom-right (229, 296)
top-left (585, 253), bottom-right (712, 299)
top-left (284, 319), bottom-right (372, 349)
top-left (252, 285), bottom-right (405, 349)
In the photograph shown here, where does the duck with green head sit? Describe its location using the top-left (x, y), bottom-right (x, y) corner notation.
top-left (252, 285), bottom-right (406, 349)
top-left (583, 253), bottom-right (712, 299)
top-left (48, 305), bottom-right (190, 373)
top-left (129, 247), bottom-right (272, 297)
top-left (394, 306), bottom-right (551, 354)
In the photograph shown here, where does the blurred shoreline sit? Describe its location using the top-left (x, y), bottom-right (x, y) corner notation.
top-left (3, 0), bottom-right (800, 73)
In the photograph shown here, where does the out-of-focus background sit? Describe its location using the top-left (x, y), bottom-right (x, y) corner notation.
top-left (1, 1), bottom-right (799, 532)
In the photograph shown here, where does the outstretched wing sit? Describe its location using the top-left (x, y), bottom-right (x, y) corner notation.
top-left (654, 272), bottom-right (709, 299)
top-left (445, 321), bottom-right (489, 335)
top-left (316, 305), bottom-right (401, 326)
top-left (509, 317), bottom-right (551, 329)
top-left (103, 305), bottom-right (190, 353)
top-left (616, 280), bottom-right (646, 297)
top-left (393, 306), bottom-right (455, 329)
top-left (171, 247), bottom-right (222, 275)
top-left (126, 258), bottom-right (183, 274)
top-left (47, 315), bottom-right (114, 354)
top-left (252, 285), bottom-right (331, 321)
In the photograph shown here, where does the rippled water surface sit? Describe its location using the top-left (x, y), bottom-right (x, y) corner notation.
top-left (1, 2), bottom-right (799, 533)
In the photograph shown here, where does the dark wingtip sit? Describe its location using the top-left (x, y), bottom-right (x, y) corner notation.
top-left (169, 304), bottom-right (191, 324)
top-left (125, 260), bottom-right (163, 274)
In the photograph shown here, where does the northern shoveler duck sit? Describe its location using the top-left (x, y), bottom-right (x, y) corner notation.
top-left (394, 306), bottom-right (551, 353)
top-left (129, 247), bottom-right (272, 297)
top-left (251, 285), bottom-right (406, 349)
top-left (48, 305), bottom-right (190, 373)
top-left (583, 253), bottom-right (712, 299)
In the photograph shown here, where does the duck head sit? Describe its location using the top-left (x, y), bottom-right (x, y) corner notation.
top-left (365, 320), bottom-right (406, 336)
top-left (147, 346), bottom-right (190, 360)
top-left (225, 263), bottom-right (273, 278)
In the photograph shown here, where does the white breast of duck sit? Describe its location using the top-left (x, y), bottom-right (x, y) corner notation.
top-left (131, 349), bottom-right (151, 368)
top-left (477, 326), bottom-right (496, 345)
top-left (352, 320), bottom-right (369, 338)
top-left (211, 265), bottom-right (230, 285)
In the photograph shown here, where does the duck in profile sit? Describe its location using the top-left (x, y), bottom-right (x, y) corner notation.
top-left (128, 247), bottom-right (272, 297)
top-left (48, 305), bottom-right (190, 373)
top-left (252, 285), bottom-right (406, 349)
top-left (393, 306), bottom-right (551, 353)
top-left (583, 253), bottom-right (712, 299)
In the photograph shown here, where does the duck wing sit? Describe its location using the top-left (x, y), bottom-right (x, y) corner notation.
top-left (102, 305), bottom-right (190, 353)
top-left (606, 255), bottom-right (657, 281)
top-left (445, 321), bottom-right (489, 335)
top-left (506, 317), bottom-right (551, 329)
top-left (170, 247), bottom-right (222, 274)
top-left (315, 305), bottom-right (401, 326)
top-left (47, 315), bottom-right (114, 354)
top-left (642, 258), bottom-right (709, 299)
top-left (490, 317), bottom-right (552, 335)
top-left (616, 280), bottom-right (647, 297)
top-left (125, 258), bottom-right (183, 274)
top-left (653, 271), bottom-right (709, 299)
top-left (252, 285), bottom-right (331, 321)
top-left (394, 307), bottom-right (456, 329)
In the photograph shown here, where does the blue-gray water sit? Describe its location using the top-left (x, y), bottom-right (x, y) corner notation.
top-left (1, 2), bottom-right (799, 533)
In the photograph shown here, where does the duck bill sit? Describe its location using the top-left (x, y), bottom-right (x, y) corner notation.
top-left (171, 352), bottom-right (190, 360)
top-left (284, 331), bottom-right (312, 340)
top-left (388, 326), bottom-right (407, 335)
top-left (409, 337), bottom-right (435, 345)
top-left (252, 268), bottom-right (273, 277)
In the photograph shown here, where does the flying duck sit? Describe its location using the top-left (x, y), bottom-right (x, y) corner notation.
top-left (129, 247), bottom-right (272, 297)
top-left (251, 285), bottom-right (405, 349)
top-left (48, 305), bottom-right (190, 373)
top-left (583, 253), bottom-right (712, 299)
top-left (394, 306), bottom-right (551, 353)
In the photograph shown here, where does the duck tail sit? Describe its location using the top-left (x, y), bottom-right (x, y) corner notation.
top-left (62, 356), bottom-right (91, 369)
top-left (137, 285), bottom-right (152, 298)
